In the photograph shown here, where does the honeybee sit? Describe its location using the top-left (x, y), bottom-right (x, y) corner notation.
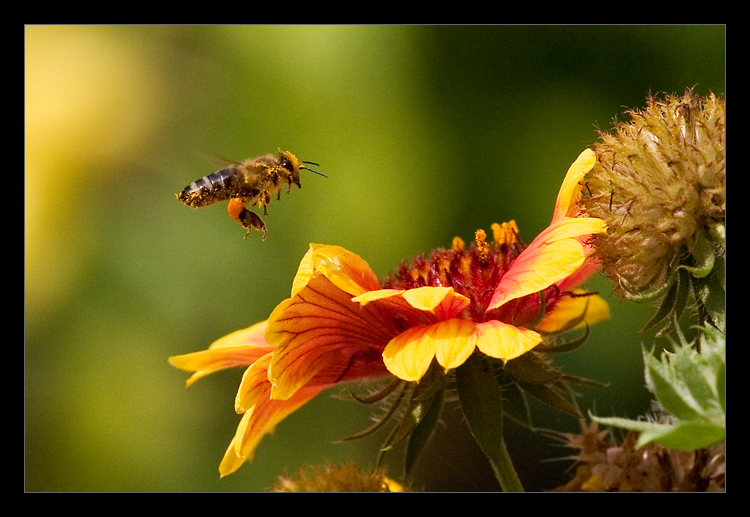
top-left (176, 150), bottom-right (325, 240)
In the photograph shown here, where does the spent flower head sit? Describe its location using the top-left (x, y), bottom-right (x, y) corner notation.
top-left (552, 420), bottom-right (725, 492)
top-left (580, 89), bottom-right (725, 335)
top-left (271, 461), bottom-right (409, 492)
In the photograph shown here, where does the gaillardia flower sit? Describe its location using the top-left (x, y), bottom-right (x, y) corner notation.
top-left (170, 149), bottom-right (609, 477)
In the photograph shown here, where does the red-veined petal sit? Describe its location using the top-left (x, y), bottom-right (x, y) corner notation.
top-left (169, 321), bottom-right (273, 387)
top-left (219, 383), bottom-right (324, 477)
top-left (266, 275), bottom-right (394, 400)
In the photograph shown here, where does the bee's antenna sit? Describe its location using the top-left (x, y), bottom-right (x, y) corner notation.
top-left (302, 161), bottom-right (327, 178)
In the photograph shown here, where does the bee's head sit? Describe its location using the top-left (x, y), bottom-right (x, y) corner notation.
top-left (279, 150), bottom-right (326, 188)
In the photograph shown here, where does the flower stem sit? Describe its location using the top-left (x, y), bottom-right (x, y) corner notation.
top-left (488, 438), bottom-right (524, 492)
top-left (456, 354), bottom-right (525, 492)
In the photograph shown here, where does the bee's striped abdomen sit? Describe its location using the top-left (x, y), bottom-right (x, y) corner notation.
top-left (176, 168), bottom-right (240, 208)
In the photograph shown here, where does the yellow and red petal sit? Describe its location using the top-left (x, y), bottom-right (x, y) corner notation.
top-left (234, 353), bottom-right (273, 413)
top-left (292, 244), bottom-right (381, 298)
top-left (219, 383), bottom-right (324, 477)
top-left (488, 217), bottom-right (606, 311)
top-left (488, 233), bottom-right (585, 311)
top-left (168, 321), bottom-right (274, 387)
top-left (474, 320), bottom-right (542, 361)
top-left (266, 274), bottom-right (395, 401)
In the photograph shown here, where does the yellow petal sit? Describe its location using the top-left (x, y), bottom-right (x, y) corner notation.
top-left (352, 289), bottom-right (406, 305)
top-left (219, 434), bottom-right (246, 477)
top-left (401, 287), bottom-right (470, 319)
top-left (553, 149), bottom-right (596, 221)
top-left (535, 292), bottom-right (610, 333)
top-left (540, 216), bottom-right (608, 243)
top-left (430, 319), bottom-right (477, 371)
top-left (292, 244), bottom-right (381, 298)
top-left (474, 320), bottom-right (542, 361)
top-left (354, 286), bottom-right (470, 323)
top-left (382, 319), bottom-right (479, 381)
top-left (382, 326), bottom-right (436, 382)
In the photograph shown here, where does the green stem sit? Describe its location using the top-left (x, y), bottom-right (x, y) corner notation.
top-left (488, 438), bottom-right (524, 492)
top-left (456, 354), bottom-right (525, 492)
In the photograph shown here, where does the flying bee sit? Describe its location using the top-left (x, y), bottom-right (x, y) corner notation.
top-left (176, 149), bottom-right (325, 241)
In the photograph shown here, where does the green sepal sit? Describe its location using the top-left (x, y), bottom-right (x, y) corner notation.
top-left (693, 258), bottom-right (726, 333)
top-left (544, 324), bottom-right (591, 354)
top-left (679, 231), bottom-right (715, 279)
top-left (499, 381), bottom-right (533, 429)
top-left (640, 268), bottom-right (689, 336)
top-left (504, 353), bottom-right (558, 384)
top-left (517, 380), bottom-right (582, 419)
top-left (380, 362), bottom-right (444, 452)
top-left (403, 383), bottom-right (445, 475)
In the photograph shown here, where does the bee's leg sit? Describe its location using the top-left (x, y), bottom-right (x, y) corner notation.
top-left (260, 191), bottom-right (271, 216)
top-left (284, 174), bottom-right (300, 195)
top-left (228, 198), bottom-right (268, 241)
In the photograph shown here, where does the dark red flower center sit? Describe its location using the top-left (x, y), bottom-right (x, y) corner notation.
top-left (382, 229), bottom-right (565, 327)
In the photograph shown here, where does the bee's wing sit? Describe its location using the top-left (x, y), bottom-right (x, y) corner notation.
top-left (198, 152), bottom-right (243, 168)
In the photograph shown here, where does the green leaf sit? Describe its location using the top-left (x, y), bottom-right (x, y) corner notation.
top-left (592, 326), bottom-right (725, 451)
top-left (590, 414), bottom-right (725, 450)
top-left (643, 347), bottom-right (704, 422)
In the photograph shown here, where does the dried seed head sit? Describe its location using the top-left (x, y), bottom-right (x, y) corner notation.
top-left (580, 89), bottom-right (725, 332)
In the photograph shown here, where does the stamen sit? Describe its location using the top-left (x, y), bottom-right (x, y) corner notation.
top-left (491, 221), bottom-right (518, 247)
top-left (475, 229), bottom-right (489, 264)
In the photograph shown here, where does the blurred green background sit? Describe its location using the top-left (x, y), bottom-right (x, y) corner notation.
top-left (25, 25), bottom-right (725, 492)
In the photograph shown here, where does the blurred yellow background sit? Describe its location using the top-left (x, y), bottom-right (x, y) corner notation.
top-left (25, 25), bottom-right (725, 492)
